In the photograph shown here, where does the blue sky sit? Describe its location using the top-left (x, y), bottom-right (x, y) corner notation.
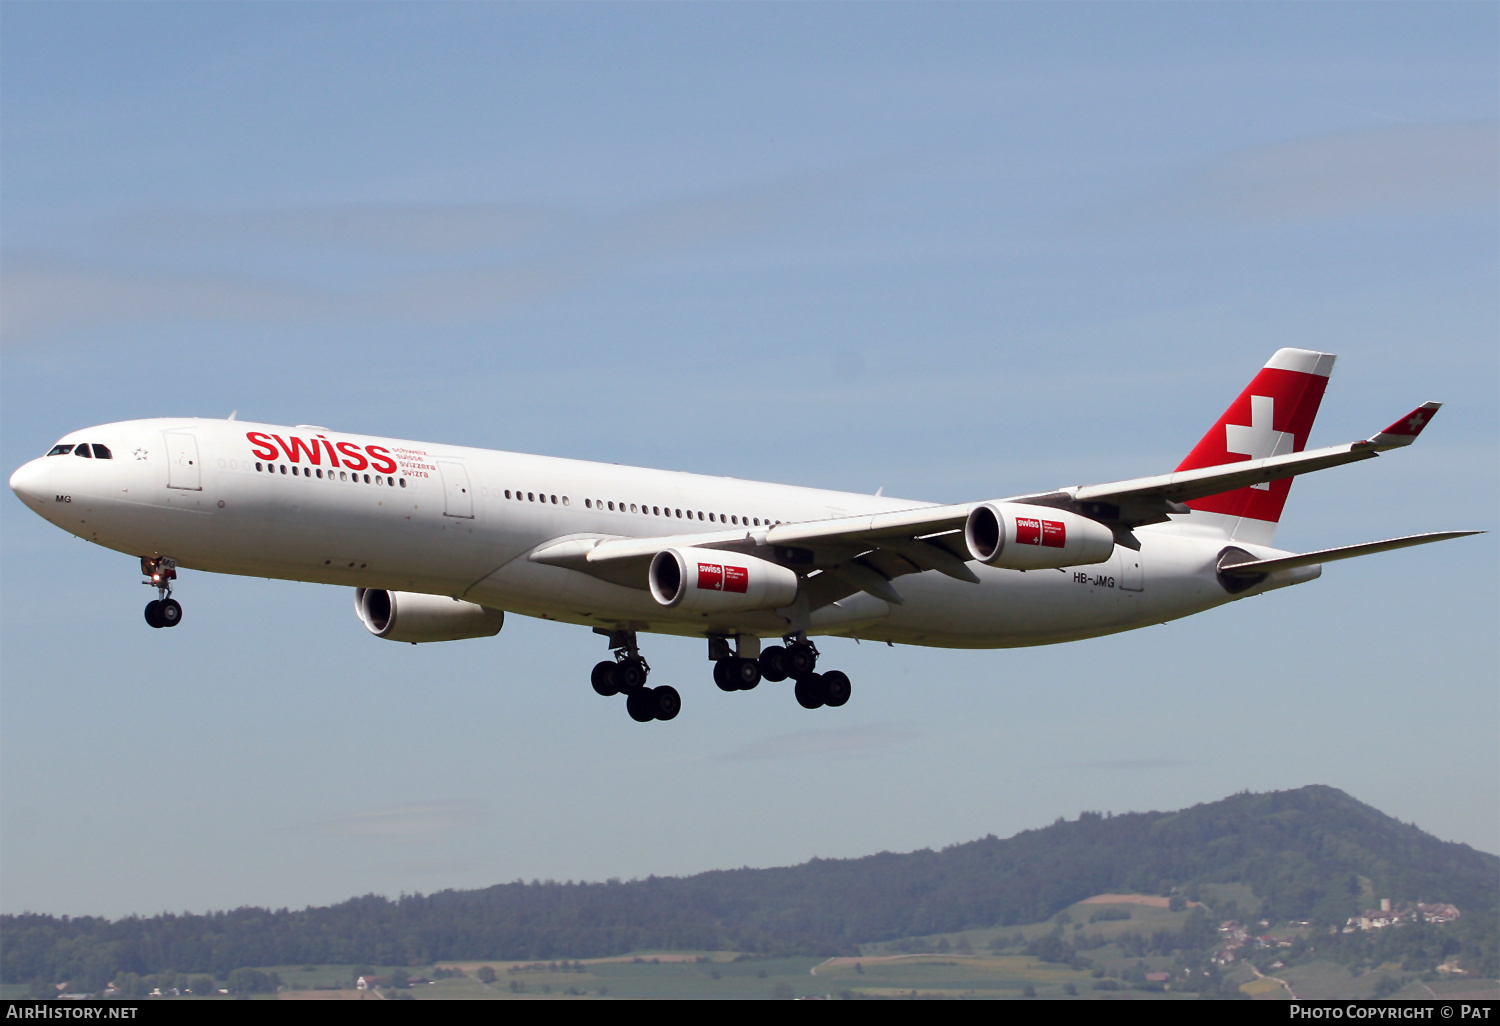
top-left (2, 3), bottom-right (1495, 919)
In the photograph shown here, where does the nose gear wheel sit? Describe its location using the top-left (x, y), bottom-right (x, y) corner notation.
top-left (141, 557), bottom-right (183, 628)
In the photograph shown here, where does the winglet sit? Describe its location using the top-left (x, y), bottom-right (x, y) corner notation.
top-left (1364, 401), bottom-right (1440, 449)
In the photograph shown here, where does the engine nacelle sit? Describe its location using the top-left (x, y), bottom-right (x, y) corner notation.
top-left (355, 588), bottom-right (505, 643)
top-left (648, 548), bottom-right (799, 613)
top-left (963, 502), bottom-right (1115, 570)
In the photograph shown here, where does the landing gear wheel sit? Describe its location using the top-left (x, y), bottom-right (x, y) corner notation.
top-left (794, 674), bottom-right (826, 709)
top-left (651, 685), bottom-right (681, 721)
top-left (144, 600), bottom-right (164, 628)
top-left (626, 689), bottom-right (656, 722)
top-left (821, 670), bottom-right (851, 707)
top-left (591, 661), bottom-right (622, 697)
top-left (618, 658), bottom-right (649, 690)
top-left (758, 645), bottom-right (789, 682)
top-left (713, 657), bottom-right (739, 692)
top-left (158, 598), bottom-right (183, 628)
top-left (786, 643), bottom-right (817, 680)
top-left (734, 658), bottom-right (761, 691)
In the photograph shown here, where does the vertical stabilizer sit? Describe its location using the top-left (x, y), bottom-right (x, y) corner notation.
top-left (1174, 348), bottom-right (1335, 545)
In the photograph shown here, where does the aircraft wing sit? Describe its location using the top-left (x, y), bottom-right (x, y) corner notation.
top-left (1010, 403), bottom-right (1444, 543)
top-left (528, 502), bottom-right (980, 608)
top-left (529, 402), bottom-right (1447, 605)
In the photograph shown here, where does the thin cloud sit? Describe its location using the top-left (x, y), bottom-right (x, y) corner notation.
top-left (1076, 120), bottom-right (1498, 235)
top-left (130, 203), bottom-right (570, 255)
top-left (370, 854), bottom-right (502, 876)
top-left (1076, 757), bottom-right (1190, 771)
top-left (289, 801), bottom-right (482, 839)
top-left (719, 723), bottom-right (921, 762)
top-left (0, 176), bottom-right (828, 346)
top-left (1192, 120), bottom-right (1498, 223)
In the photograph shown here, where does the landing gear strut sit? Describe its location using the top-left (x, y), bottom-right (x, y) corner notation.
top-left (141, 557), bottom-right (182, 629)
top-left (591, 629), bottom-right (679, 722)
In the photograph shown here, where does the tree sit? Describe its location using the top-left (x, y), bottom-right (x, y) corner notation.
top-left (476, 965), bottom-right (496, 984)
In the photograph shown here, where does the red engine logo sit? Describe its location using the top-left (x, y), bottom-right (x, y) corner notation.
top-left (697, 562), bottom-right (748, 594)
top-left (1015, 517), bottom-right (1066, 548)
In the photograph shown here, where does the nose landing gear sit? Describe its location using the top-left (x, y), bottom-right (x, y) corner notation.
top-left (141, 557), bottom-right (182, 629)
top-left (591, 629), bottom-right (678, 722)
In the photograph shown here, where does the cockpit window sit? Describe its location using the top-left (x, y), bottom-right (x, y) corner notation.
top-left (74, 443), bottom-right (92, 458)
top-left (47, 444), bottom-right (74, 456)
top-left (91, 444), bottom-right (112, 459)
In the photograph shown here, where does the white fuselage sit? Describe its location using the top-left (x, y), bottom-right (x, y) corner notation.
top-left (9, 418), bottom-right (1314, 649)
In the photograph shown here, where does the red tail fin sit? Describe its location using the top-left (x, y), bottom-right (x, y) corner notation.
top-left (1177, 349), bottom-right (1335, 536)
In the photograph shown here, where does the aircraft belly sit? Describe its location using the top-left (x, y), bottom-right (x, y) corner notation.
top-left (878, 542), bottom-right (1228, 649)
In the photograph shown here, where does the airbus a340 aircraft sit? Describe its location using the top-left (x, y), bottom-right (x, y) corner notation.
top-left (9, 349), bottom-right (1477, 723)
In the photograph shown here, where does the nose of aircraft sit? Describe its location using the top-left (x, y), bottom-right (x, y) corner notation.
top-left (9, 458), bottom-right (52, 508)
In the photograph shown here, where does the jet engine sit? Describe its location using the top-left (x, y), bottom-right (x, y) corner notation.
top-left (963, 502), bottom-right (1115, 570)
top-left (648, 548), bottom-right (799, 613)
top-left (355, 588), bottom-right (505, 643)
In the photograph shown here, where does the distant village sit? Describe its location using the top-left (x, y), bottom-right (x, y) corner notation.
top-left (1212, 899), bottom-right (1463, 969)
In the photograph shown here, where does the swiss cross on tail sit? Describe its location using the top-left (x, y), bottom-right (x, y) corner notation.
top-left (1176, 348), bottom-right (1336, 525)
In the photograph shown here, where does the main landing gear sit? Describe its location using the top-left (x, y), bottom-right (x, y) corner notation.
top-left (590, 629), bottom-right (680, 723)
top-left (141, 556), bottom-right (183, 629)
top-left (717, 635), bottom-right (852, 710)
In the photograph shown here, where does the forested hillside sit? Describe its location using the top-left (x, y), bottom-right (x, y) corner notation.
top-left (4, 785), bottom-right (1494, 988)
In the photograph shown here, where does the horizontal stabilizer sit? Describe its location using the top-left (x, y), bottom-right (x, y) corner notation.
top-left (1218, 530), bottom-right (1482, 577)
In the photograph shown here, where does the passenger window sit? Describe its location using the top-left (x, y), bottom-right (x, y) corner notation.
top-left (652, 506), bottom-right (660, 516)
top-left (46, 444), bottom-right (74, 456)
top-left (550, 494), bottom-right (557, 504)
top-left (707, 513), bottom-right (714, 522)
top-left (675, 509), bottom-right (682, 518)
top-left (630, 504), bottom-right (638, 513)
top-left (528, 492), bottom-right (535, 502)
top-left (255, 462), bottom-right (263, 472)
top-left (74, 444), bottom-right (92, 458)
top-left (562, 496), bottom-right (569, 506)
top-left (399, 478), bottom-right (406, 488)
top-left (506, 490), bottom-right (512, 499)
top-left (363, 474), bottom-right (370, 483)
top-left (698, 511), bottom-right (704, 520)
top-left (92, 444), bottom-right (112, 459)
top-left (280, 465), bottom-right (287, 474)
top-left (339, 471), bottom-right (347, 481)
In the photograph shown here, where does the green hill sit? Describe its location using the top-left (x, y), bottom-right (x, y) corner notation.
top-left (4, 785), bottom-right (1494, 990)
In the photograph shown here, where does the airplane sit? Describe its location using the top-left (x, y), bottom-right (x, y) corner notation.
top-left (8, 348), bottom-right (1478, 723)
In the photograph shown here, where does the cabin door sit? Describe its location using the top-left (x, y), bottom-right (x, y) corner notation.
top-left (163, 432), bottom-right (202, 490)
top-left (438, 461), bottom-right (475, 518)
